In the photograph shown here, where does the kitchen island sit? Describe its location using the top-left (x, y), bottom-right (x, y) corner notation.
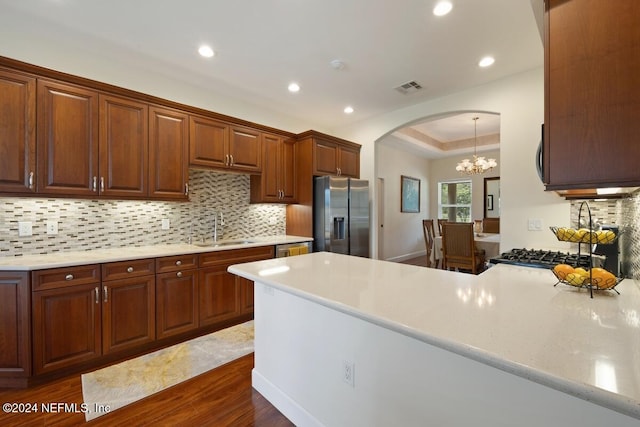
top-left (229, 252), bottom-right (640, 426)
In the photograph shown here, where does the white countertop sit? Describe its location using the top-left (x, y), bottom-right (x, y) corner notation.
top-left (0, 235), bottom-right (312, 271)
top-left (229, 251), bottom-right (640, 420)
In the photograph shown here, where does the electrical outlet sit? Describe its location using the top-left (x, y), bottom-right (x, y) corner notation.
top-left (18, 221), bottom-right (32, 237)
top-left (342, 360), bottom-right (355, 387)
top-left (528, 218), bottom-right (543, 231)
top-left (46, 220), bottom-right (59, 235)
top-left (161, 218), bottom-right (170, 230)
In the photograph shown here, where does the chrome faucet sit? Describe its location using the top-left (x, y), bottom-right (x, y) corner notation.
top-left (213, 212), bottom-right (224, 242)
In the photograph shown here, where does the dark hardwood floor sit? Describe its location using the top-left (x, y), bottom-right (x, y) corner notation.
top-left (400, 255), bottom-right (430, 267)
top-left (0, 353), bottom-right (293, 426)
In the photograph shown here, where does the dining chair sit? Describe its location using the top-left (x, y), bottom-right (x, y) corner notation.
top-left (437, 219), bottom-right (448, 236)
top-left (482, 218), bottom-right (500, 233)
top-left (422, 219), bottom-right (438, 268)
top-left (441, 222), bottom-right (486, 274)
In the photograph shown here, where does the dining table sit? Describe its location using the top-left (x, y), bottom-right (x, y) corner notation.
top-left (433, 233), bottom-right (500, 267)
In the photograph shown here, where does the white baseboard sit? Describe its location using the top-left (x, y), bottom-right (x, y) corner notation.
top-left (385, 250), bottom-right (426, 263)
top-left (252, 368), bottom-right (324, 427)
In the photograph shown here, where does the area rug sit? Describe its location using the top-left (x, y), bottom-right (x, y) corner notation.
top-left (81, 320), bottom-right (254, 421)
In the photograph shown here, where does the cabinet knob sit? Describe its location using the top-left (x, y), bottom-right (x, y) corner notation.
top-left (176, 271), bottom-right (183, 278)
top-left (175, 260), bottom-right (182, 266)
top-left (65, 274), bottom-right (74, 281)
top-left (127, 266), bottom-right (134, 273)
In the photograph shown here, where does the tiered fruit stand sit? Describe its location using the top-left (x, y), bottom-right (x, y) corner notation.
top-left (549, 201), bottom-right (623, 298)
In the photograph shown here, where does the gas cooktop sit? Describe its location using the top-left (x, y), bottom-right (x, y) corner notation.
top-left (489, 248), bottom-right (602, 269)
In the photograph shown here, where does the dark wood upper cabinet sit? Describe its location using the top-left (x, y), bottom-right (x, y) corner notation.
top-left (250, 133), bottom-right (296, 203)
top-left (189, 115), bottom-right (262, 173)
top-left (228, 125), bottom-right (261, 172)
top-left (312, 138), bottom-right (360, 178)
top-left (0, 69), bottom-right (36, 194)
top-left (149, 106), bottom-right (189, 200)
top-left (544, 0), bottom-right (640, 190)
top-left (99, 94), bottom-right (149, 198)
top-left (36, 79), bottom-right (99, 196)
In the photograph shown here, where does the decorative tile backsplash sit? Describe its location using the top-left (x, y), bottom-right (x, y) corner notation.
top-left (570, 192), bottom-right (640, 279)
top-left (0, 170), bottom-right (285, 257)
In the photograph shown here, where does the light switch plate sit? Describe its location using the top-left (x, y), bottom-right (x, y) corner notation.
top-left (161, 218), bottom-right (170, 230)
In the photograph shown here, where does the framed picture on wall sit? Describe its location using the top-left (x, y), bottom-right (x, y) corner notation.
top-left (401, 175), bottom-right (420, 213)
top-left (487, 194), bottom-right (494, 211)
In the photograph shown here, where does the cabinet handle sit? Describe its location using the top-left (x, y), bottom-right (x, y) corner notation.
top-left (337, 167), bottom-right (342, 176)
top-left (225, 154), bottom-right (229, 166)
top-left (176, 271), bottom-right (183, 278)
top-left (28, 171), bottom-right (34, 189)
top-left (175, 260), bottom-right (182, 266)
top-left (184, 183), bottom-right (189, 196)
top-left (92, 176), bottom-right (98, 192)
top-left (127, 266), bottom-right (134, 273)
top-left (229, 154), bottom-right (234, 166)
top-left (100, 176), bottom-right (105, 192)
top-left (65, 274), bottom-right (74, 281)
top-left (103, 286), bottom-right (108, 303)
top-left (95, 287), bottom-right (99, 304)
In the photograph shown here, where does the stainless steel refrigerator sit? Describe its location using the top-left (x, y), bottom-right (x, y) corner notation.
top-left (313, 176), bottom-right (370, 257)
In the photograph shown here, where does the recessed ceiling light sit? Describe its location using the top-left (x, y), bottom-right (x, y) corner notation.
top-left (198, 45), bottom-right (214, 58)
top-left (344, 106), bottom-right (354, 114)
top-left (288, 82), bottom-right (300, 93)
top-left (433, 1), bottom-right (453, 16)
top-left (478, 56), bottom-right (495, 67)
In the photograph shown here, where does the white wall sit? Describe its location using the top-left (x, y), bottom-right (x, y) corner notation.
top-left (334, 67), bottom-right (572, 258)
top-left (376, 138), bottom-right (430, 261)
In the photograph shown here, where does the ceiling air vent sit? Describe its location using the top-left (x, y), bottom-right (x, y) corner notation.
top-left (394, 80), bottom-right (423, 95)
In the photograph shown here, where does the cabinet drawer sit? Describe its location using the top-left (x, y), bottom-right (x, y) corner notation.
top-left (199, 246), bottom-right (274, 267)
top-left (102, 258), bottom-right (155, 281)
top-left (32, 264), bottom-right (100, 291)
top-left (156, 254), bottom-right (198, 273)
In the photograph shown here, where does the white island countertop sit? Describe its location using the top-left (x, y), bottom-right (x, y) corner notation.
top-left (0, 235), bottom-right (312, 271)
top-left (229, 251), bottom-right (640, 421)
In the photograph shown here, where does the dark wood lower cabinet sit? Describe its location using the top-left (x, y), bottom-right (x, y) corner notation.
top-left (32, 283), bottom-right (101, 375)
top-left (199, 265), bottom-right (240, 326)
top-left (102, 275), bottom-right (155, 354)
top-left (0, 272), bottom-right (31, 384)
top-left (156, 269), bottom-right (199, 339)
top-left (2, 246), bottom-right (275, 388)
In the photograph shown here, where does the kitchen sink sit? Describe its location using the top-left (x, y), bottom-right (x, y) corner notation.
top-left (193, 239), bottom-right (256, 247)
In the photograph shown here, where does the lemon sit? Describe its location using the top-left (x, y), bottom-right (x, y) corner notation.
top-left (573, 267), bottom-right (589, 277)
top-left (555, 227), bottom-right (569, 241)
top-left (596, 230), bottom-right (616, 244)
top-left (566, 272), bottom-right (585, 286)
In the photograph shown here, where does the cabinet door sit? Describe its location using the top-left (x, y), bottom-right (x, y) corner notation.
top-left (338, 146), bottom-right (360, 178)
top-left (198, 265), bottom-right (239, 326)
top-left (0, 272), bottom-right (31, 379)
top-left (238, 276), bottom-right (254, 315)
top-left (149, 106), bottom-right (189, 200)
top-left (544, 0), bottom-right (640, 188)
top-left (280, 138), bottom-right (297, 201)
top-left (156, 270), bottom-right (198, 339)
top-left (99, 95), bottom-right (148, 198)
top-left (228, 125), bottom-right (261, 172)
top-left (189, 115), bottom-right (229, 169)
top-left (313, 140), bottom-right (339, 175)
top-left (32, 284), bottom-right (101, 374)
top-left (102, 275), bottom-right (155, 354)
top-left (0, 69), bottom-right (36, 194)
top-left (259, 133), bottom-right (282, 201)
top-left (37, 79), bottom-right (99, 196)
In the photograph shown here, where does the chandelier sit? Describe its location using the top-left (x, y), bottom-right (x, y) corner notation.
top-left (455, 116), bottom-right (497, 175)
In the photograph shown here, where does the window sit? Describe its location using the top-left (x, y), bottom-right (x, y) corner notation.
top-left (438, 180), bottom-right (471, 222)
